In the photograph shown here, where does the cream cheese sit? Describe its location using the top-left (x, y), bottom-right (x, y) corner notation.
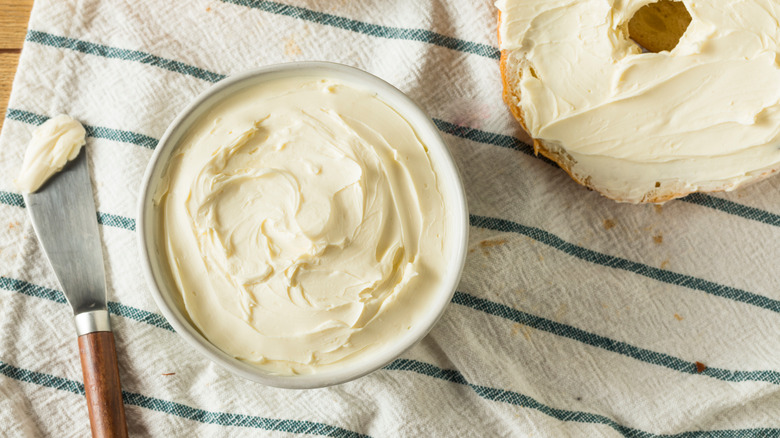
top-left (497, 0), bottom-right (780, 202)
top-left (15, 115), bottom-right (86, 193)
top-left (156, 77), bottom-right (447, 375)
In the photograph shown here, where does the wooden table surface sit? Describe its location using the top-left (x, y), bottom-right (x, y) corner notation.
top-left (1, 0), bottom-right (34, 132)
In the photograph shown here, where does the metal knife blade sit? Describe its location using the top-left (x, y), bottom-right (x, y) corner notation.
top-left (24, 148), bottom-right (106, 315)
top-left (24, 146), bottom-right (128, 437)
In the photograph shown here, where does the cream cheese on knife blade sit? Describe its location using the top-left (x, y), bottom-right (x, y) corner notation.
top-left (15, 115), bottom-right (86, 193)
top-left (155, 77), bottom-right (448, 375)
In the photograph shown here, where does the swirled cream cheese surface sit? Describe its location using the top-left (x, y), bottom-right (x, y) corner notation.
top-left (156, 77), bottom-right (447, 374)
top-left (497, 0), bottom-right (780, 201)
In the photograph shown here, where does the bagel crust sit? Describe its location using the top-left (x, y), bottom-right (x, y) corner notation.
top-left (497, 2), bottom-right (780, 204)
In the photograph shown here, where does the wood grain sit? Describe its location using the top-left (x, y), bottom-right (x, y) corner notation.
top-left (1, 0), bottom-right (33, 132)
top-left (0, 52), bottom-right (20, 130)
top-left (0, 0), bottom-right (33, 49)
top-left (78, 332), bottom-right (129, 438)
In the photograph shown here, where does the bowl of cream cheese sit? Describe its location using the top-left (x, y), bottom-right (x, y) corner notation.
top-left (138, 62), bottom-right (468, 388)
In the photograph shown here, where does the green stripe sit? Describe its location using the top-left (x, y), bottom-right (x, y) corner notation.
top-left (5, 108), bottom-right (48, 126)
top-left (221, 0), bottom-right (499, 59)
top-left (681, 193), bottom-right (780, 228)
top-left (85, 125), bottom-right (158, 150)
top-left (0, 277), bottom-right (172, 331)
top-left (26, 30), bottom-right (227, 84)
top-left (98, 212), bottom-right (137, 231)
top-left (0, 191), bottom-right (24, 208)
top-left (432, 118), bottom-right (557, 166)
top-left (384, 358), bottom-right (468, 385)
top-left (452, 291), bottom-right (780, 384)
top-left (385, 358), bottom-right (638, 436)
top-left (432, 118), bottom-right (780, 229)
top-left (0, 190), bottom-right (136, 231)
top-left (470, 214), bottom-right (780, 315)
top-left (0, 276), bottom-right (64, 304)
top-left (0, 361), bottom-right (367, 437)
top-left (388, 359), bottom-right (780, 438)
top-left (6, 108), bottom-right (158, 149)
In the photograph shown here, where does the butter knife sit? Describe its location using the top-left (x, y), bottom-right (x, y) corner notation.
top-left (24, 148), bottom-right (128, 438)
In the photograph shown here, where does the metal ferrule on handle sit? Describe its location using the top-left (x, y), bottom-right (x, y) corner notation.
top-left (74, 310), bottom-right (112, 336)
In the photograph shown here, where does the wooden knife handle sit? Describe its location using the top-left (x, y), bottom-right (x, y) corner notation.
top-left (78, 331), bottom-right (129, 438)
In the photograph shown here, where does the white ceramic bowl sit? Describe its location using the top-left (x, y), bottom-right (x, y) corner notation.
top-left (137, 62), bottom-right (468, 389)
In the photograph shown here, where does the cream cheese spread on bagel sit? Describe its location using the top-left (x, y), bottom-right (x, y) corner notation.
top-left (497, 0), bottom-right (780, 202)
top-left (155, 77), bottom-right (447, 375)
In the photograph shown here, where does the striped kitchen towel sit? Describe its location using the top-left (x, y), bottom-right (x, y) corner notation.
top-left (2, 0), bottom-right (780, 436)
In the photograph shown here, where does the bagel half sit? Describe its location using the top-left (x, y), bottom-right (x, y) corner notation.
top-left (497, 1), bottom-right (780, 204)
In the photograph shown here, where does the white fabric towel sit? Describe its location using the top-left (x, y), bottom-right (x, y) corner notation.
top-left (2, 1), bottom-right (780, 436)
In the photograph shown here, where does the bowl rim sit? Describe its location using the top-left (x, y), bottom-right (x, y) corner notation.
top-left (137, 61), bottom-right (469, 389)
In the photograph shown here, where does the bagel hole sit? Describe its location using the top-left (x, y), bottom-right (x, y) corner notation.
top-left (628, 0), bottom-right (691, 53)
